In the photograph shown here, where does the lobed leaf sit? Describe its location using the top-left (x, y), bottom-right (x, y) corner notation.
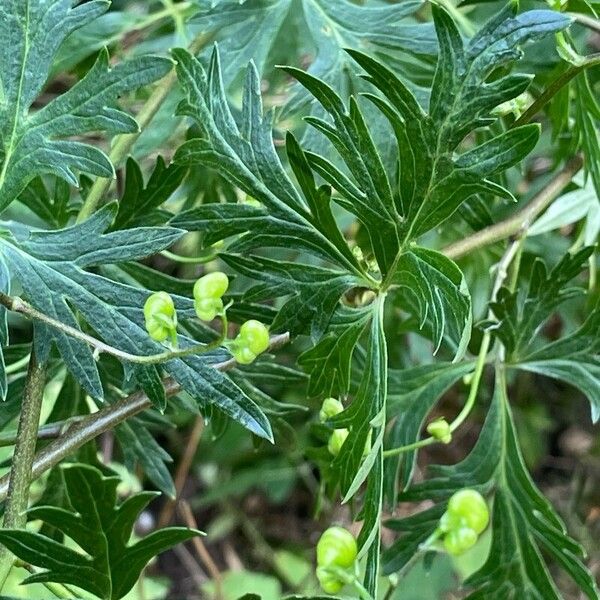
top-left (0, 205), bottom-right (273, 439)
top-left (0, 0), bottom-right (172, 212)
top-left (0, 463), bottom-right (202, 600)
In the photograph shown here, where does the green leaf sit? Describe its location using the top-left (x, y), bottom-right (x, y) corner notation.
top-left (574, 72), bottom-right (600, 201)
top-left (390, 247), bottom-right (472, 357)
top-left (172, 47), bottom-right (361, 274)
top-left (0, 204), bottom-right (273, 440)
top-left (490, 248), bottom-right (593, 357)
top-left (0, 0), bottom-right (172, 212)
top-left (298, 306), bottom-right (371, 397)
top-left (529, 174), bottom-right (600, 246)
top-left (116, 418), bottom-right (175, 498)
top-left (514, 306), bottom-right (600, 422)
top-left (222, 253), bottom-right (362, 339)
top-left (329, 298), bottom-right (387, 597)
top-left (190, 0), bottom-right (433, 93)
top-left (113, 157), bottom-right (187, 229)
top-left (0, 463), bottom-right (202, 600)
top-left (18, 177), bottom-right (74, 229)
top-left (281, 67), bottom-right (402, 274)
top-left (383, 369), bottom-right (599, 599)
top-left (345, 5), bottom-right (569, 241)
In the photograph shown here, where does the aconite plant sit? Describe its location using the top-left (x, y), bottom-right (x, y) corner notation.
top-left (0, 1), bottom-right (598, 599)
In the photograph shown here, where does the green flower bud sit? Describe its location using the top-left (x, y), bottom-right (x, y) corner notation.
top-left (238, 319), bottom-right (270, 355)
top-left (327, 429), bottom-right (349, 456)
top-left (319, 397), bottom-right (344, 422)
top-left (444, 526), bottom-right (478, 556)
top-left (426, 417), bottom-right (452, 444)
top-left (316, 526), bottom-right (357, 569)
top-left (447, 489), bottom-right (489, 535)
top-left (194, 297), bottom-right (223, 322)
top-left (231, 345), bottom-right (257, 365)
top-left (316, 567), bottom-right (344, 594)
top-left (144, 292), bottom-right (176, 342)
top-left (193, 272), bottom-right (229, 301)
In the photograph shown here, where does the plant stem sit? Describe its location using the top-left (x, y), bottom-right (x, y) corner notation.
top-left (384, 239), bottom-right (522, 459)
top-left (567, 13), bottom-right (600, 36)
top-left (512, 53), bottom-right (600, 130)
top-left (0, 333), bottom-right (290, 501)
top-left (158, 416), bottom-right (205, 523)
top-left (0, 354), bottom-right (46, 589)
top-left (160, 249), bottom-right (219, 264)
top-left (0, 291), bottom-right (226, 365)
top-left (76, 33), bottom-right (210, 223)
top-left (443, 155), bottom-right (583, 259)
top-left (0, 420), bottom-right (73, 448)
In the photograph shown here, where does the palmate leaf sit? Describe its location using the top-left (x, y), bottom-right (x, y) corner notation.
top-left (490, 248), bottom-right (593, 357)
top-left (0, 463), bottom-right (202, 600)
top-left (383, 370), bottom-right (599, 599)
top-left (171, 45), bottom-right (471, 352)
top-left (514, 305), bottom-right (600, 422)
top-left (190, 0), bottom-right (433, 92)
top-left (0, 204), bottom-right (272, 440)
top-left (346, 5), bottom-right (569, 243)
top-left (172, 47), bottom-right (362, 274)
top-left (0, 0), bottom-right (172, 213)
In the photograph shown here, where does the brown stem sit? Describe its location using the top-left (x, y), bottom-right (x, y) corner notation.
top-left (443, 155), bottom-right (584, 260)
top-left (179, 500), bottom-right (224, 600)
top-left (157, 415), bottom-right (204, 525)
top-left (0, 334), bottom-right (290, 501)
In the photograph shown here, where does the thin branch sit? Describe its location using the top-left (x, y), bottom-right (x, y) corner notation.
top-left (0, 333), bottom-right (290, 501)
top-left (179, 500), bottom-right (224, 600)
top-left (0, 421), bottom-right (70, 448)
top-left (77, 33), bottom-right (210, 223)
top-left (512, 53), bottom-right (600, 130)
top-left (442, 155), bottom-right (584, 260)
top-left (0, 354), bottom-right (46, 588)
top-left (568, 13), bottom-right (600, 36)
top-left (158, 415), bottom-right (205, 526)
top-left (0, 291), bottom-right (225, 365)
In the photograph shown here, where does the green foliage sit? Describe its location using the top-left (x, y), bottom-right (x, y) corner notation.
top-left (0, 1), bottom-right (598, 599)
top-left (0, 0), bottom-right (171, 211)
top-left (0, 203), bottom-right (272, 438)
top-left (0, 463), bottom-right (202, 599)
top-left (384, 373), bottom-right (599, 599)
top-left (515, 305), bottom-right (600, 422)
top-left (490, 248), bottom-right (593, 357)
top-left (191, 0), bottom-right (434, 93)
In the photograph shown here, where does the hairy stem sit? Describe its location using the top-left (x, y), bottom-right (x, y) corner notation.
top-left (443, 155), bottom-right (583, 259)
top-left (0, 333), bottom-right (290, 501)
top-left (77, 33), bottom-right (210, 223)
top-left (0, 291), bottom-right (226, 365)
top-left (0, 354), bottom-right (46, 589)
